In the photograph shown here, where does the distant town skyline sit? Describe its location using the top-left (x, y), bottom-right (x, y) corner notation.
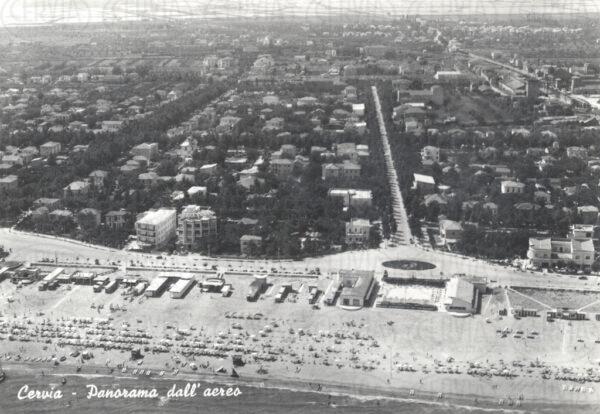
top-left (1, 0), bottom-right (599, 27)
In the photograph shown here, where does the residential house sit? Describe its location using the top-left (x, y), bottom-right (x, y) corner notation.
top-left (322, 162), bottom-right (361, 180)
top-left (577, 205), bottom-right (599, 224)
top-left (39, 141), bottom-right (61, 157)
top-left (412, 174), bottom-right (436, 193)
top-left (567, 146), bottom-right (588, 159)
top-left (187, 186), bottom-right (208, 201)
top-left (138, 172), bottom-right (159, 188)
top-left (270, 158), bottom-right (294, 178)
top-left (33, 198), bottom-right (60, 210)
top-left (105, 210), bottom-right (129, 230)
top-left (439, 220), bottom-right (463, 246)
top-left (88, 170), bottom-right (108, 188)
top-left (297, 96), bottom-right (318, 107)
top-left (345, 219), bottom-right (371, 246)
top-left (424, 193), bottom-right (448, 208)
top-left (63, 180), bottom-right (90, 198)
top-left (421, 146), bottom-right (440, 165)
top-left (0, 174), bottom-right (18, 191)
top-left (131, 143), bottom-right (159, 160)
top-left (101, 120), bottom-right (123, 132)
top-left (199, 163), bottom-right (218, 175)
top-left (501, 180), bottom-right (525, 194)
top-left (482, 202), bottom-right (499, 216)
top-left (262, 95), bottom-right (280, 106)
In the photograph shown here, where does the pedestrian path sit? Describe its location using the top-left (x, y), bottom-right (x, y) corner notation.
top-left (371, 85), bottom-right (412, 245)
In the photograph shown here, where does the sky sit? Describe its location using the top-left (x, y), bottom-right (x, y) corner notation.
top-left (0, 0), bottom-right (599, 26)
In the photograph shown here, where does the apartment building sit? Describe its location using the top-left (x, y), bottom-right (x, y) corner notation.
top-left (135, 208), bottom-right (177, 248)
top-left (527, 237), bottom-right (595, 269)
top-left (177, 205), bottom-right (218, 249)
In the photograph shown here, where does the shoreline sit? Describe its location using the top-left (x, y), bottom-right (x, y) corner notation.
top-left (1, 359), bottom-right (595, 412)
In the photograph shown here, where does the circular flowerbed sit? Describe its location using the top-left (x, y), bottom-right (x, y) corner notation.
top-left (382, 260), bottom-right (436, 271)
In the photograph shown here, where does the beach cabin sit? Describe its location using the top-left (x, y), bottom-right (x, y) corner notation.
top-left (201, 278), bottom-right (225, 292)
top-left (38, 267), bottom-right (64, 291)
top-left (323, 280), bottom-right (340, 306)
top-left (145, 276), bottom-right (170, 297)
top-left (133, 281), bottom-right (148, 296)
top-left (104, 279), bottom-right (119, 294)
top-left (274, 284), bottom-right (292, 303)
top-left (170, 277), bottom-right (195, 299)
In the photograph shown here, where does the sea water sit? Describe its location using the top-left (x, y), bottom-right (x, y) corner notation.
top-left (2, 370), bottom-right (594, 414)
top-left (0, 0), bottom-right (598, 28)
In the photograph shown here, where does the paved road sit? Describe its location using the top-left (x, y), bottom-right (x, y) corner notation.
top-left (371, 85), bottom-right (412, 245)
top-left (2, 228), bottom-right (599, 291)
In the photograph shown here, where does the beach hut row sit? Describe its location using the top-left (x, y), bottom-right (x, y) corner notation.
top-left (553, 374), bottom-right (600, 383)
top-left (117, 331), bottom-right (152, 339)
top-left (7, 335), bottom-right (33, 342)
top-left (180, 349), bottom-right (229, 358)
top-left (467, 368), bottom-right (516, 377)
top-left (92, 335), bottom-right (150, 344)
top-left (40, 331), bottom-right (82, 339)
top-left (57, 339), bottom-right (136, 351)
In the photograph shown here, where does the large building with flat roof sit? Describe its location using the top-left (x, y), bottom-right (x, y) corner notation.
top-left (527, 237), bottom-right (594, 269)
top-left (135, 208), bottom-right (177, 248)
top-left (338, 269), bottom-right (375, 308)
top-left (443, 277), bottom-right (478, 314)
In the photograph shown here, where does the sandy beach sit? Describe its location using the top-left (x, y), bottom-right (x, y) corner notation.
top-left (2, 266), bottom-right (600, 413)
top-left (1, 359), bottom-right (597, 414)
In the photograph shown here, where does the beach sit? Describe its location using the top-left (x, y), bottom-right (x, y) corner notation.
top-left (1, 232), bottom-right (600, 413)
top-left (2, 267), bottom-right (600, 413)
top-left (2, 361), bottom-right (597, 414)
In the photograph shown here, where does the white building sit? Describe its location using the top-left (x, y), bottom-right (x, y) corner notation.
top-left (338, 270), bottom-right (375, 308)
top-left (177, 205), bottom-right (218, 249)
top-left (501, 180), bottom-right (525, 194)
top-left (40, 141), bottom-right (61, 157)
top-left (412, 173), bottom-right (436, 192)
top-left (101, 120), bottom-right (123, 132)
top-left (352, 103), bottom-right (365, 116)
top-left (131, 142), bottom-right (159, 160)
top-left (169, 277), bottom-right (195, 299)
top-left (135, 208), bottom-right (177, 248)
top-left (444, 277), bottom-right (477, 314)
top-left (434, 71), bottom-right (468, 83)
top-left (328, 188), bottom-right (372, 208)
top-left (571, 224), bottom-right (594, 239)
top-left (527, 237), bottom-right (595, 269)
top-left (439, 220), bottom-right (463, 246)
